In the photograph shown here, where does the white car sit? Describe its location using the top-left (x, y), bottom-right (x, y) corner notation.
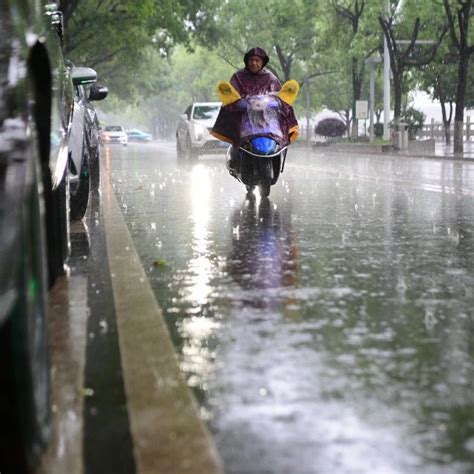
top-left (100, 125), bottom-right (128, 146)
top-left (176, 102), bottom-right (228, 159)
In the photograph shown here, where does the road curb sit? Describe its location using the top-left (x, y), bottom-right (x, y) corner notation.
top-left (102, 176), bottom-right (224, 474)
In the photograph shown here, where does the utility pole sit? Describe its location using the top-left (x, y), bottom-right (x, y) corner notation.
top-left (383, 0), bottom-right (391, 140)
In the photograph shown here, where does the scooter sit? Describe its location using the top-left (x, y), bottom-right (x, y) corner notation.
top-left (212, 80), bottom-right (299, 197)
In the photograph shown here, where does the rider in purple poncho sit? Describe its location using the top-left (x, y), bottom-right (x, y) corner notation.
top-left (221, 47), bottom-right (283, 173)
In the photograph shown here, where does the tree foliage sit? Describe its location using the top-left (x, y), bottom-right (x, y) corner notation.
top-left (193, 0), bottom-right (327, 83)
top-left (58, 0), bottom-right (474, 149)
top-left (60, 0), bottom-right (213, 98)
top-left (442, 0), bottom-right (474, 153)
top-left (379, 0), bottom-right (447, 124)
top-left (315, 118), bottom-right (347, 138)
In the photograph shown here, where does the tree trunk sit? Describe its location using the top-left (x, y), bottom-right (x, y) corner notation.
top-left (453, 53), bottom-right (470, 154)
top-left (393, 72), bottom-right (403, 126)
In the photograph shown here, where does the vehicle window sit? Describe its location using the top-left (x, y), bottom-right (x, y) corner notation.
top-left (104, 126), bottom-right (124, 132)
top-left (192, 105), bottom-right (220, 121)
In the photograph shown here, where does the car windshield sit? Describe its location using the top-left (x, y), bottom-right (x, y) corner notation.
top-left (105, 126), bottom-right (123, 132)
top-left (192, 105), bottom-right (220, 121)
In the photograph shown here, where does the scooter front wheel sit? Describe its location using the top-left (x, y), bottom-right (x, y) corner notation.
top-left (258, 180), bottom-right (271, 198)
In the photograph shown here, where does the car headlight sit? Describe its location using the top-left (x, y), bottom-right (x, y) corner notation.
top-left (194, 124), bottom-right (205, 141)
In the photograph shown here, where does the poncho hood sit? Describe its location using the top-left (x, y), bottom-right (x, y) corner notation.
top-left (243, 47), bottom-right (270, 69)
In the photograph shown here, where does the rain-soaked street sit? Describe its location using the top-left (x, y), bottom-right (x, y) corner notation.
top-left (46, 141), bottom-right (474, 474)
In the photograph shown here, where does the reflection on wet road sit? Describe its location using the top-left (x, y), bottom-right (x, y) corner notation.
top-left (109, 142), bottom-right (474, 473)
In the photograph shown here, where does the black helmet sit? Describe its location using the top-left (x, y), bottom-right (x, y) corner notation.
top-left (244, 47), bottom-right (269, 68)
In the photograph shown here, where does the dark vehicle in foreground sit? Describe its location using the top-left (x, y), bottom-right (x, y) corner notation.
top-left (127, 128), bottom-right (152, 142)
top-left (0, 1), bottom-right (74, 472)
top-left (176, 102), bottom-right (227, 159)
top-left (68, 66), bottom-right (108, 219)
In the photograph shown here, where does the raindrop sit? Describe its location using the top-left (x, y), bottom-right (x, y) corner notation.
top-left (465, 437), bottom-right (474, 452)
top-left (99, 320), bottom-right (108, 334)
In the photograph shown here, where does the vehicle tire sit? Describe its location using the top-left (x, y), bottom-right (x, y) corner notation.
top-left (185, 135), bottom-right (198, 160)
top-left (176, 138), bottom-right (185, 160)
top-left (90, 147), bottom-right (100, 191)
top-left (70, 143), bottom-right (90, 220)
top-left (0, 155), bottom-right (50, 474)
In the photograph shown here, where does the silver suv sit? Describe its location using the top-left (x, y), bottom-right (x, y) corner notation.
top-left (176, 102), bottom-right (227, 159)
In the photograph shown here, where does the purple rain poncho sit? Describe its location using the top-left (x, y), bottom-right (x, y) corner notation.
top-left (212, 47), bottom-right (298, 147)
top-left (230, 68), bottom-right (282, 97)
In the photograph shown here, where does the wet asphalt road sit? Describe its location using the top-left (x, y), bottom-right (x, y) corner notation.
top-left (77, 142), bottom-right (474, 473)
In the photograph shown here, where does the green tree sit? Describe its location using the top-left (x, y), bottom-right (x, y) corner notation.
top-left (443, 0), bottom-right (474, 154)
top-left (59, 0), bottom-right (213, 98)
top-left (194, 0), bottom-right (327, 84)
top-left (331, 1), bottom-right (380, 138)
top-left (415, 42), bottom-right (458, 143)
top-left (379, 0), bottom-right (447, 128)
top-left (104, 46), bottom-right (235, 136)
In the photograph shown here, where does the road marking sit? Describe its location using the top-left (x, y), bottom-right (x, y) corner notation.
top-left (102, 176), bottom-right (223, 474)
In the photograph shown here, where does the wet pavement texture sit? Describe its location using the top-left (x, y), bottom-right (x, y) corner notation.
top-left (100, 142), bottom-right (474, 473)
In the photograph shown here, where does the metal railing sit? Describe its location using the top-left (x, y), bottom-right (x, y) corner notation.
top-left (417, 117), bottom-right (473, 142)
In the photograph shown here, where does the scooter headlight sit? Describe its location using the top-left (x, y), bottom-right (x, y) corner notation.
top-left (250, 137), bottom-right (277, 155)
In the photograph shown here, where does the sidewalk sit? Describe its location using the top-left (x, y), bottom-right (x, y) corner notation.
top-left (301, 139), bottom-right (474, 160)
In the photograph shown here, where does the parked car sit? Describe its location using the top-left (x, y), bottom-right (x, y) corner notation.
top-left (100, 125), bottom-right (128, 146)
top-left (127, 128), bottom-right (152, 142)
top-left (68, 65), bottom-right (108, 219)
top-left (0, 2), bottom-right (74, 473)
top-left (176, 102), bottom-right (227, 159)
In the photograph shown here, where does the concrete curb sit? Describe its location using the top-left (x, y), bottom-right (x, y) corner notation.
top-left (103, 176), bottom-right (224, 474)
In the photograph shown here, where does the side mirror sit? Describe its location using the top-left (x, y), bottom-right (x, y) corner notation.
top-left (89, 85), bottom-right (108, 101)
top-left (72, 66), bottom-right (97, 86)
top-left (181, 113), bottom-right (189, 121)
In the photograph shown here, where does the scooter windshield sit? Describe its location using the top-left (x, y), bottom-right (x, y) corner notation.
top-left (240, 95), bottom-right (283, 141)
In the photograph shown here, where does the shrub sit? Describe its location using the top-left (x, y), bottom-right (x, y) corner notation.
top-left (374, 122), bottom-right (384, 138)
top-left (314, 118), bottom-right (347, 138)
top-left (400, 107), bottom-right (425, 140)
